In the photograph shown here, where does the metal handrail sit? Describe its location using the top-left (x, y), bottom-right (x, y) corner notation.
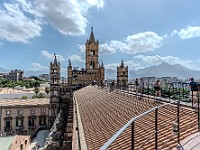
top-left (100, 103), bottom-right (170, 150)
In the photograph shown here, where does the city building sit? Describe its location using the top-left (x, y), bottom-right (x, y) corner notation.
top-left (117, 59), bottom-right (128, 87)
top-left (3, 69), bottom-right (23, 82)
top-left (68, 28), bottom-right (105, 86)
top-left (0, 98), bottom-right (49, 135)
top-left (39, 74), bottom-right (50, 81)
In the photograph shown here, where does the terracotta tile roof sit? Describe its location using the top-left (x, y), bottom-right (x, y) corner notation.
top-left (0, 98), bottom-right (49, 107)
top-left (74, 86), bottom-right (198, 150)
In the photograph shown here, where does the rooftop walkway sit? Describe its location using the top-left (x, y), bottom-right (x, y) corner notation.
top-left (74, 86), bottom-right (199, 150)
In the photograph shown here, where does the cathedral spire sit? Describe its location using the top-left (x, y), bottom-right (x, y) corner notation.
top-left (101, 60), bottom-right (104, 68)
top-left (120, 59), bottom-right (124, 68)
top-left (89, 27), bottom-right (95, 43)
top-left (54, 53), bottom-right (57, 65)
top-left (68, 59), bottom-right (71, 66)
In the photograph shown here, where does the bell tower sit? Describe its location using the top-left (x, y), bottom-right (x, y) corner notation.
top-left (117, 59), bottom-right (128, 87)
top-left (68, 59), bottom-right (72, 86)
top-left (49, 54), bottom-right (61, 127)
top-left (85, 27), bottom-right (99, 72)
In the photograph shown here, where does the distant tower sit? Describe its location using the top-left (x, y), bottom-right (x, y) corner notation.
top-left (85, 27), bottom-right (99, 72)
top-left (117, 59), bottom-right (128, 87)
top-left (49, 54), bottom-right (61, 127)
top-left (99, 60), bottom-right (105, 82)
top-left (68, 59), bottom-right (72, 86)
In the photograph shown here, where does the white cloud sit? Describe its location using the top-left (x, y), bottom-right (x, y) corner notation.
top-left (41, 50), bottom-right (65, 62)
top-left (0, 0), bottom-right (104, 43)
top-left (68, 54), bottom-right (85, 63)
top-left (0, 2), bottom-right (42, 43)
top-left (170, 26), bottom-right (200, 39)
top-left (87, 0), bottom-right (104, 8)
top-left (78, 44), bottom-right (85, 53)
top-left (35, 0), bottom-right (87, 36)
top-left (179, 26), bottom-right (200, 39)
top-left (24, 0), bottom-right (104, 36)
top-left (133, 55), bottom-right (198, 70)
top-left (31, 62), bottom-right (48, 70)
top-left (100, 32), bottom-right (163, 55)
top-left (105, 60), bottom-right (139, 70)
top-left (99, 43), bottom-right (116, 54)
top-left (78, 32), bottom-right (163, 55)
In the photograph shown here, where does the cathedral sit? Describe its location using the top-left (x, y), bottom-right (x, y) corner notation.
top-left (48, 28), bottom-right (105, 126)
top-left (68, 28), bottom-right (105, 86)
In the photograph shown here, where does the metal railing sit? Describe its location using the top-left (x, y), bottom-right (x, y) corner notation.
top-left (100, 102), bottom-right (179, 150)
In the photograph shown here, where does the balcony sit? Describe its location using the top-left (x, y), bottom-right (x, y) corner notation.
top-left (28, 125), bottom-right (35, 129)
top-left (16, 126), bottom-right (24, 131)
top-left (39, 125), bottom-right (47, 130)
top-left (4, 127), bottom-right (12, 132)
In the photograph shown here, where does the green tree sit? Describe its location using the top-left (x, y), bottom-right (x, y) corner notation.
top-left (45, 87), bottom-right (50, 95)
top-left (34, 87), bottom-right (40, 96)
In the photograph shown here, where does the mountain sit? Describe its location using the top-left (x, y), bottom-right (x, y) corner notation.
top-left (24, 70), bottom-right (48, 77)
top-left (133, 62), bottom-right (200, 79)
top-left (105, 62), bottom-right (200, 80)
top-left (105, 69), bottom-right (116, 79)
top-left (0, 67), bottom-right (8, 73)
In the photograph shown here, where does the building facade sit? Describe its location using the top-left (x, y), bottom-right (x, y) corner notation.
top-left (117, 60), bottom-right (128, 87)
top-left (4, 69), bottom-right (23, 82)
top-left (68, 28), bottom-right (105, 86)
top-left (39, 74), bottom-right (50, 81)
top-left (0, 98), bottom-right (49, 135)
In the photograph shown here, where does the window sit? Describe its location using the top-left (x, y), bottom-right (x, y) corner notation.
top-left (90, 50), bottom-right (95, 56)
top-left (18, 110), bottom-right (23, 115)
top-left (90, 61), bottom-right (95, 69)
top-left (30, 109), bottom-right (35, 114)
top-left (5, 120), bottom-right (11, 128)
top-left (41, 108), bottom-right (46, 114)
top-left (6, 110), bottom-right (11, 115)
top-left (28, 119), bottom-right (35, 126)
top-left (39, 118), bottom-right (46, 126)
top-left (16, 119), bottom-right (23, 127)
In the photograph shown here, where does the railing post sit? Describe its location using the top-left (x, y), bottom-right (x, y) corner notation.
top-left (131, 121), bottom-right (135, 150)
top-left (198, 96), bottom-right (200, 132)
top-left (177, 100), bottom-right (180, 145)
top-left (192, 91), bottom-right (194, 108)
top-left (155, 108), bottom-right (158, 150)
top-left (148, 85), bottom-right (149, 100)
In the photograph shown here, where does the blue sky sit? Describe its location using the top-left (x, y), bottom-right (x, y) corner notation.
top-left (0, 0), bottom-right (200, 76)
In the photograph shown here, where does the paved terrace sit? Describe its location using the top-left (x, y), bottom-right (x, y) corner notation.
top-left (74, 86), bottom-right (198, 150)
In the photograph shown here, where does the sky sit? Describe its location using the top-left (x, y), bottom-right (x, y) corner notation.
top-left (0, 0), bottom-right (200, 77)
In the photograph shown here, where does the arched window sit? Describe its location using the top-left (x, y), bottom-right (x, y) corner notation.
top-left (90, 50), bottom-right (95, 56)
top-left (90, 61), bottom-right (95, 69)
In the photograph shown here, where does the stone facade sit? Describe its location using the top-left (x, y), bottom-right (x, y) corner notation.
top-left (117, 60), bottom-right (128, 87)
top-left (4, 69), bottom-right (23, 82)
top-left (0, 99), bottom-right (49, 135)
top-left (68, 28), bottom-right (105, 86)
